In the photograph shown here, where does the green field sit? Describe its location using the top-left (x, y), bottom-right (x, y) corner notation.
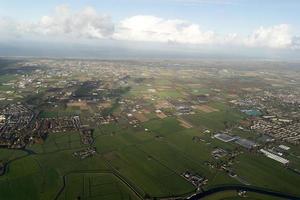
top-left (0, 112), bottom-right (300, 199)
top-left (183, 103), bottom-right (245, 131)
top-left (233, 153), bottom-right (300, 196)
top-left (57, 173), bottom-right (138, 200)
top-left (200, 191), bottom-right (284, 200)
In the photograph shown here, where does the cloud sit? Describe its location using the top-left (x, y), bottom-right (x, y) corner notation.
top-left (22, 5), bottom-right (114, 39)
top-left (245, 24), bottom-right (293, 49)
top-left (0, 5), bottom-right (299, 50)
top-left (0, 17), bottom-right (22, 37)
top-left (163, 0), bottom-right (237, 6)
top-left (143, 0), bottom-right (237, 6)
top-left (291, 36), bottom-right (300, 50)
top-left (113, 15), bottom-right (235, 45)
top-left (114, 15), bottom-right (296, 49)
top-left (113, 15), bottom-right (216, 44)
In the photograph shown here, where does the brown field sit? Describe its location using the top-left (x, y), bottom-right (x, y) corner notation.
top-left (194, 105), bottom-right (219, 113)
top-left (67, 101), bottom-right (88, 110)
top-left (157, 86), bottom-right (172, 90)
top-left (228, 94), bottom-right (238, 98)
top-left (187, 83), bottom-right (203, 88)
top-left (98, 101), bottom-right (112, 109)
top-left (242, 87), bottom-right (262, 92)
top-left (142, 95), bottom-right (153, 100)
top-left (133, 112), bottom-right (149, 122)
top-left (155, 100), bottom-right (174, 109)
top-left (142, 109), bottom-right (151, 114)
top-left (177, 118), bottom-right (193, 128)
top-left (180, 91), bottom-right (189, 96)
top-left (156, 111), bottom-right (167, 119)
top-left (103, 151), bottom-right (119, 160)
top-left (147, 88), bottom-right (157, 93)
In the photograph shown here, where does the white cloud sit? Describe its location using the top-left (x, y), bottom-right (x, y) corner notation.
top-left (114, 15), bottom-right (204, 43)
top-left (113, 15), bottom-right (300, 49)
top-left (114, 15), bottom-right (233, 45)
top-left (291, 36), bottom-right (300, 50)
top-left (143, 0), bottom-right (237, 6)
top-left (0, 17), bottom-right (22, 37)
top-left (0, 5), bottom-right (299, 50)
top-left (245, 24), bottom-right (293, 49)
top-left (113, 15), bottom-right (295, 49)
top-left (23, 5), bottom-right (114, 39)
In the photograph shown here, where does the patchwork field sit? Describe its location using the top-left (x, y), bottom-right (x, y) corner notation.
top-left (1, 106), bottom-right (299, 199)
top-left (57, 173), bottom-right (138, 200)
top-left (1, 59), bottom-right (300, 200)
top-left (200, 191), bottom-right (284, 200)
top-left (194, 105), bottom-right (219, 113)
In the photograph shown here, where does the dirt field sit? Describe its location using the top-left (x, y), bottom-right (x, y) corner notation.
top-left (67, 101), bottom-right (88, 110)
top-left (242, 87), bottom-right (262, 92)
top-left (142, 109), bottom-right (151, 114)
top-left (142, 95), bottom-right (153, 100)
top-left (133, 112), bottom-right (149, 122)
top-left (155, 100), bottom-right (174, 109)
top-left (157, 86), bottom-right (172, 90)
top-left (228, 94), bottom-right (239, 98)
top-left (98, 102), bottom-right (112, 108)
top-left (194, 105), bottom-right (219, 113)
top-left (177, 118), bottom-right (193, 128)
top-left (156, 111), bottom-right (167, 119)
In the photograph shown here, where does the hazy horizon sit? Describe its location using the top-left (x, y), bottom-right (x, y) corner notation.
top-left (1, 0), bottom-right (300, 60)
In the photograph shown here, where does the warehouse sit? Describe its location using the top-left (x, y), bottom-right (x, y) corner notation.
top-left (260, 149), bottom-right (289, 165)
top-left (214, 133), bottom-right (236, 142)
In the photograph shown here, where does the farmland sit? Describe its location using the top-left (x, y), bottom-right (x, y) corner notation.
top-left (0, 58), bottom-right (300, 199)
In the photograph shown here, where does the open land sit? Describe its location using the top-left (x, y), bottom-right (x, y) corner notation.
top-left (0, 58), bottom-right (300, 199)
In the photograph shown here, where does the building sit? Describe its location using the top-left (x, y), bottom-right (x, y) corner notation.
top-left (214, 133), bottom-right (236, 142)
top-left (279, 145), bottom-right (290, 151)
top-left (260, 149), bottom-right (289, 165)
top-left (235, 138), bottom-right (258, 150)
top-left (0, 115), bottom-right (5, 123)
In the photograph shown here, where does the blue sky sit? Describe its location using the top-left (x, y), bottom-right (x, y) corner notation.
top-left (0, 0), bottom-right (300, 58)
top-left (1, 0), bottom-right (300, 34)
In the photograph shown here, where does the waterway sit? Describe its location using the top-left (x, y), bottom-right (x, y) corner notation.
top-left (188, 185), bottom-right (300, 200)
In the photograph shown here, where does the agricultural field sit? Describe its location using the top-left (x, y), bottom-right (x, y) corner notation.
top-left (57, 173), bottom-right (138, 200)
top-left (200, 191), bottom-right (284, 200)
top-left (1, 58), bottom-right (300, 199)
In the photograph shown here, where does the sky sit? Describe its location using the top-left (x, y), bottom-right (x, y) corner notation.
top-left (0, 0), bottom-right (300, 59)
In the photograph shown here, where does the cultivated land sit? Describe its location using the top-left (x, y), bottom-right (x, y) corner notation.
top-left (0, 58), bottom-right (300, 199)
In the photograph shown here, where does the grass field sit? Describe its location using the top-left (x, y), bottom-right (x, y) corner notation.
top-left (0, 148), bottom-right (27, 163)
top-left (105, 146), bottom-right (194, 197)
top-left (156, 90), bottom-right (183, 98)
top-left (0, 112), bottom-right (299, 199)
top-left (1, 59), bottom-right (299, 200)
top-left (233, 153), bottom-right (300, 196)
top-left (0, 155), bottom-right (62, 200)
top-left (28, 131), bottom-right (84, 153)
top-left (200, 191), bottom-right (284, 200)
top-left (0, 74), bottom-right (18, 83)
top-left (183, 104), bottom-right (245, 131)
top-left (57, 173), bottom-right (138, 200)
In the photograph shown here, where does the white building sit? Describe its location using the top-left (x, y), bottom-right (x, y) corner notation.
top-left (260, 149), bottom-right (289, 165)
